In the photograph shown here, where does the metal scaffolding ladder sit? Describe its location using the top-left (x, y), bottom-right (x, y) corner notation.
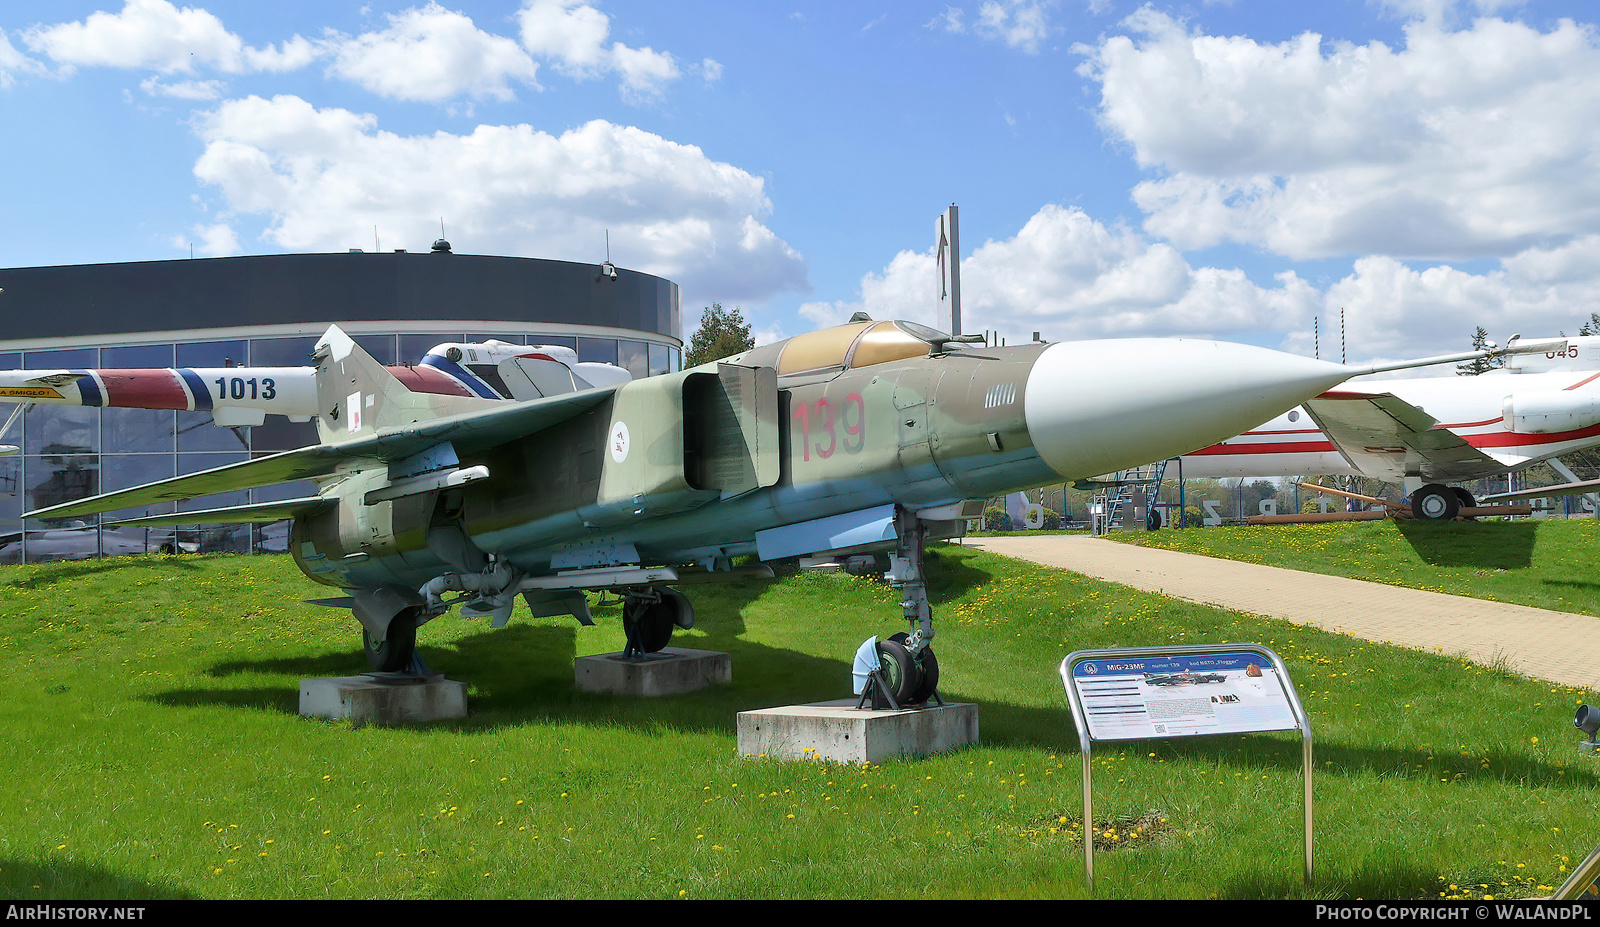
top-left (1090, 459), bottom-right (1170, 535)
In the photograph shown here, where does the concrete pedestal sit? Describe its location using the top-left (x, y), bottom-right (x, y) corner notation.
top-left (736, 699), bottom-right (979, 764)
top-left (574, 647), bottom-right (731, 696)
top-left (299, 673), bottom-right (467, 725)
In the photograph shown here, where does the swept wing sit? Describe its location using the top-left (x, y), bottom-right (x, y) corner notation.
top-left (25, 384), bottom-right (618, 521)
top-left (1302, 390), bottom-right (1511, 483)
top-left (109, 497), bottom-right (333, 526)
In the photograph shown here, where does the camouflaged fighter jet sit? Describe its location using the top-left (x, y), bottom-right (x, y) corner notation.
top-left (18, 317), bottom-right (1522, 703)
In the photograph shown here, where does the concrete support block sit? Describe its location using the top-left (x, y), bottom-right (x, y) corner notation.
top-left (574, 647), bottom-right (731, 697)
top-left (299, 673), bottom-right (468, 725)
top-left (736, 699), bottom-right (979, 764)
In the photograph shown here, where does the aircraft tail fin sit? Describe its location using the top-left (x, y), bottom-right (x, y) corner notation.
top-left (313, 326), bottom-right (498, 444)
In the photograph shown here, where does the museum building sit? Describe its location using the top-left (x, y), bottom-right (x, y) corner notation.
top-left (0, 247), bottom-right (682, 562)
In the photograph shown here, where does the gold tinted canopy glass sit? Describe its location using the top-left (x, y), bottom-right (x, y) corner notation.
top-left (775, 321), bottom-right (940, 375)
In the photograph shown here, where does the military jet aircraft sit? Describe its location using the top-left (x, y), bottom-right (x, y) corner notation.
top-left (15, 317), bottom-right (1523, 702)
top-left (1178, 335), bottom-right (1589, 519)
top-left (0, 337), bottom-right (630, 426)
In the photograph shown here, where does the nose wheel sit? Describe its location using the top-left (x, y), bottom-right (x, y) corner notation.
top-left (859, 633), bottom-right (942, 708)
top-left (881, 632), bottom-right (940, 704)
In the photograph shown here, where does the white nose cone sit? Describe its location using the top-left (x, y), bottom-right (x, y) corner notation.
top-left (1024, 339), bottom-right (1354, 481)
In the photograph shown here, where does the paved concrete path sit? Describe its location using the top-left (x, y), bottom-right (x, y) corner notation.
top-left (965, 534), bottom-right (1600, 692)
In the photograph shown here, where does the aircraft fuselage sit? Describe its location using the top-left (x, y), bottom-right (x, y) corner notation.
top-left (292, 334), bottom-right (1366, 593)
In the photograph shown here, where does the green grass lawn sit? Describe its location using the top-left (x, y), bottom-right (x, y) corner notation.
top-left (0, 546), bottom-right (1592, 900)
top-left (1112, 518), bottom-right (1600, 617)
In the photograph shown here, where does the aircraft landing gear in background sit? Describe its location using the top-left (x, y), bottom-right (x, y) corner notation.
top-left (363, 609), bottom-right (421, 673)
top-left (1409, 483), bottom-right (1460, 521)
top-left (621, 587), bottom-right (695, 658)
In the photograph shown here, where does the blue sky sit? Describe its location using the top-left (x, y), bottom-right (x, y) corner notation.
top-left (4, 1), bottom-right (1600, 363)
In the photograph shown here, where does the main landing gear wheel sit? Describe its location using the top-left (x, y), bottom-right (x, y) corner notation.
top-left (364, 610), bottom-right (418, 673)
top-left (1410, 483), bottom-right (1460, 521)
top-left (622, 588), bottom-right (694, 657)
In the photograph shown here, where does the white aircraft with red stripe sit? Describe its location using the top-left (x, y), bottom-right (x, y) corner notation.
top-left (1179, 335), bottom-right (1598, 519)
top-left (0, 335), bottom-right (631, 438)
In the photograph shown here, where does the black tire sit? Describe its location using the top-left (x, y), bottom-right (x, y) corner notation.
top-left (1410, 484), bottom-right (1460, 521)
top-left (875, 637), bottom-right (922, 705)
top-left (910, 645), bottom-right (940, 703)
top-left (363, 610), bottom-right (418, 672)
top-left (623, 596), bottom-right (676, 653)
top-left (889, 632), bottom-right (939, 704)
top-left (1452, 487), bottom-right (1476, 507)
top-left (1147, 507), bottom-right (1163, 531)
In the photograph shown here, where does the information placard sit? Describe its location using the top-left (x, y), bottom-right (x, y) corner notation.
top-left (1069, 650), bottom-right (1299, 741)
top-left (1061, 643), bottom-right (1312, 895)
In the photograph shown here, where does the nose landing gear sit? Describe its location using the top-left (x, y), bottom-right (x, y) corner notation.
top-left (854, 506), bottom-right (945, 708)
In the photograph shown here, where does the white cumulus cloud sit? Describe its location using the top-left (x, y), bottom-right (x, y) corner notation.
top-left (1079, 9), bottom-right (1600, 262)
top-left (517, 0), bottom-right (679, 101)
top-left (0, 28), bottom-right (44, 88)
top-left (171, 220), bottom-right (241, 257)
top-left (801, 202), bottom-right (1600, 362)
top-left (189, 95), bottom-right (806, 303)
top-left (24, 0), bottom-right (318, 74)
top-left (802, 204), bottom-right (1319, 342)
top-left (1314, 239), bottom-right (1600, 362)
top-left (18, 2), bottom-right (687, 106)
top-left (325, 2), bottom-right (540, 102)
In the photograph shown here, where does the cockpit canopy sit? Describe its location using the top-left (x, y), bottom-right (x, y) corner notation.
top-left (745, 320), bottom-right (955, 376)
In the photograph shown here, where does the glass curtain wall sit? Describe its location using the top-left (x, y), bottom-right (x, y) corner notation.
top-left (6, 332), bottom-right (677, 562)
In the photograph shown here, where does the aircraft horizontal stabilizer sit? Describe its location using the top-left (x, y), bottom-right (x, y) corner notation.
top-left (26, 445), bottom-right (362, 520)
top-left (106, 497), bottom-right (333, 527)
top-left (1304, 391), bottom-right (1506, 483)
top-left (25, 383), bottom-right (620, 521)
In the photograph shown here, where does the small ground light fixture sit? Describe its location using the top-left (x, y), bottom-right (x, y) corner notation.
top-left (1575, 704), bottom-right (1600, 755)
